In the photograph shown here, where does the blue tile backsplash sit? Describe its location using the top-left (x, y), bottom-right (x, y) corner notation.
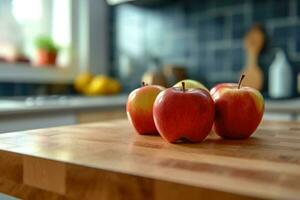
top-left (0, 81), bottom-right (74, 97)
top-left (113, 0), bottom-right (300, 93)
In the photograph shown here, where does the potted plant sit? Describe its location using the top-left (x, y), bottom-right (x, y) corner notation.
top-left (34, 36), bottom-right (59, 66)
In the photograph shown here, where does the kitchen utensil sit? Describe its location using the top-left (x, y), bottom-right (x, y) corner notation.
top-left (142, 70), bottom-right (167, 87)
top-left (269, 49), bottom-right (293, 98)
top-left (163, 64), bottom-right (187, 86)
top-left (141, 57), bottom-right (167, 87)
top-left (241, 25), bottom-right (265, 90)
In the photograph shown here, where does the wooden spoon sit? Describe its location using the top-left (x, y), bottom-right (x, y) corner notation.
top-left (241, 24), bottom-right (265, 91)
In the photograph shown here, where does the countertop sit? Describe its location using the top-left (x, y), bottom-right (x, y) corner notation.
top-left (265, 98), bottom-right (300, 113)
top-left (0, 95), bottom-right (127, 115)
top-left (0, 94), bottom-right (300, 115)
top-left (0, 119), bottom-right (300, 199)
top-left (0, 95), bottom-right (299, 116)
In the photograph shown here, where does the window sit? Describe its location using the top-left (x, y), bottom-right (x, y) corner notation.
top-left (0, 0), bottom-right (110, 84)
top-left (0, 0), bottom-right (71, 67)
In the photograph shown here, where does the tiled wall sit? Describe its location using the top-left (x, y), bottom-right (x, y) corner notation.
top-left (113, 0), bottom-right (300, 93)
top-left (0, 82), bottom-right (74, 96)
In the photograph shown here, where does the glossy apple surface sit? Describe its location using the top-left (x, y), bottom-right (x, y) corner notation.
top-left (210, 76), bottom-right (264, 139)
top-left (173, 79), bottom-right (208, 91)
top-left (153, 84), bottom-right (214, 143)
top-left (127, 85), bottom-right (165, 135)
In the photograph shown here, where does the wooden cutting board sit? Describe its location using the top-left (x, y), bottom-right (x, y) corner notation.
top-left (0, 119), bottom-right (300, 200)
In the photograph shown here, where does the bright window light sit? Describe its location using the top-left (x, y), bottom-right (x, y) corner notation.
top-left (52, 0), bottom-right (71, 46)
top-left (12, 0), bottom-right (42, 23)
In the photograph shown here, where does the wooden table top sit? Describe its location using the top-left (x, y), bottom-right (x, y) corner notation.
top-left (0, 119), bottom-right (300, 200)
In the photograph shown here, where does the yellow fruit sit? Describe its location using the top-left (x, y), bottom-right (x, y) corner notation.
top-left (107, 79), bottom-right (122, 94)
top-left (84, 75), bottom-right (111, 95)
top-left (173, 79), bottom-right (208, 91)
top-left (74, 72), bottom-right (93, 93)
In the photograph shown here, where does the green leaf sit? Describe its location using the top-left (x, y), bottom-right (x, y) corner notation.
top-left (34, 36), bottom-right (59, 53)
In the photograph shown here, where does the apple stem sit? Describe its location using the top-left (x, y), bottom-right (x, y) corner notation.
top-left (238, 74), bottom-right (245, 89)
top-left (141, 82), bottom-right (146, 87)
top-left (182, 81), bottom-right (185, 92)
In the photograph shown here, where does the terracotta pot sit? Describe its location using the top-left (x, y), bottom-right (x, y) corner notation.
top-left (36, 49), bottom-right (57, 66)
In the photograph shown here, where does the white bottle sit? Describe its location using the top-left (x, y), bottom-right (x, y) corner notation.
top-left (268, 50), bottom-right (293, 98)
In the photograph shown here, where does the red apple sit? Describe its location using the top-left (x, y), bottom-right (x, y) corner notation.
top-left (127, 83), bottom-right (165, 135)
top-left (153, 82), bottom-right (215, 143)
top-left (210, 75), bottom-right (264, 139)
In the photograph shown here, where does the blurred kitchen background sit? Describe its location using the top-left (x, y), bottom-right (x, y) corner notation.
top-left (0, 0), bottom-right (300, 132)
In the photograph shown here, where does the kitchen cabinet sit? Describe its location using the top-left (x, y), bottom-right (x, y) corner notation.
top-left (264, 98), bottom-right (300, 121)
top-left (0, 119), bottom-right (299, 199)
top-left (0, 95), bottom-right (127, 133)
top-left (77, 109), bottom-right (126, 123)
top-left (0, 112), bottom-right (77, 133)
top-left (0, 109), bottom-right (126, 133)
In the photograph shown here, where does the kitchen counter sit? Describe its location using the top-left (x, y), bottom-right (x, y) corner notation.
top-left (0, 95), bottom-right (299, 116)
top-left (0, 119), bottom-right (300, 199)
top-left (0, 95), bottom-right (127, 115)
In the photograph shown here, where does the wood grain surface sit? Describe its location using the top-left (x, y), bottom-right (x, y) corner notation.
top-left (0, 119), bottom-right (300, 199)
